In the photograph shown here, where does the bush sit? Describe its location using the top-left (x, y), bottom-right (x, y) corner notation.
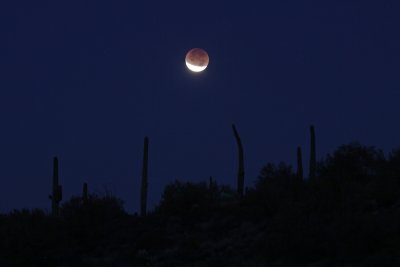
top-left (252, 162), bottom-right (303, 215)
top-left (61, 193), bottom-right (127, 223)
top-left (155, 180), bottom-right (219, 218)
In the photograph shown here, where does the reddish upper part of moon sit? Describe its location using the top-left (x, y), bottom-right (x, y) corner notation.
top-left (185, 48), bottom-right (209, 71)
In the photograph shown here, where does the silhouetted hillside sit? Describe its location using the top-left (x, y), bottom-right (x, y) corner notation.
top-left (1, 142), bottom-right (400, 266)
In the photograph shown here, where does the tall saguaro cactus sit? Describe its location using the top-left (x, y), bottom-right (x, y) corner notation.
top-left (49, 157), bottom-right (62, 216)
top-left (140, 136), bottom-right (149, 216)
top-left (297, 146), bottom-right (303, 180)
top-left (309, 125), bottom-right (316, 180)
top-left (232, 124), bottom-right (244, 197)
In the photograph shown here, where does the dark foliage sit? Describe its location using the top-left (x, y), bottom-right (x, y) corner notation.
top-left (155, 180), bottom-right (220, 219)
top-left (250, 162), bottom-right (303, 216)
top-left (61, 193), bottom-right (127, 222)
top-left (0, 195), bottom-right (132, 266)
top-left (1, 143), bottom-right (400, 266)
top-left (319, 142), bottom-right (386, 182)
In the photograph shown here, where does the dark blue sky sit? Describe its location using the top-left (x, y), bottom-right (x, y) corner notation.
top-left (1, 1), bottom-right (399, 213)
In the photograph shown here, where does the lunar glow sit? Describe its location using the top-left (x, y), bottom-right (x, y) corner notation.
top-left (185, 61), bottom-right (207, 72)
top-left (185, 48), bottom-right (209, 72)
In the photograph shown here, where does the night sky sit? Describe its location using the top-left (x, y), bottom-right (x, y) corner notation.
top-left (1, 1), bottom-right (399, 213)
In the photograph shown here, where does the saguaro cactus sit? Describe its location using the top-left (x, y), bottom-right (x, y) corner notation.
top-left (232, 124), bottom-right (244, 197)
top-left (209, 176), bottom-right (218, 191)
top-left (297, 146), bottom-right (303, 180)
top-left (49, 157), bottom-right (62, 216)
top-left (140, 136), bottom-right (149, 216)
top-left (82, 182), bottom-right (88, 203)
top-left (309, 125), bottom-right (316, 180)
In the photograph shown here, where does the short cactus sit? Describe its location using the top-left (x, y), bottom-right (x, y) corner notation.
top-left (82, 182), bottom-right (88, 203)
top-left (297, 146), bottom-right (303, 180)
top-left (309, 125), bottom-right (316, 180)
top-left (49, 157), bottom-right (62, 216)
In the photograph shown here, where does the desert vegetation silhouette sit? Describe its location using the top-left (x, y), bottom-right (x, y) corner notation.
top-left (1, 125), bottom-right (400, 266)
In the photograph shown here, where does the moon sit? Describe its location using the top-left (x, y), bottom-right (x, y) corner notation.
top-left (185, 48), bottom-right (209, 72)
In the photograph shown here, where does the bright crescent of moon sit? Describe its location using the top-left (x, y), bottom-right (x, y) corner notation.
top-left (185, 61), bottom-right (207, 72)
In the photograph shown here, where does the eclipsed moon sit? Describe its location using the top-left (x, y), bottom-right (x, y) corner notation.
top-left (185, 48), bottom-right (209, 72)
